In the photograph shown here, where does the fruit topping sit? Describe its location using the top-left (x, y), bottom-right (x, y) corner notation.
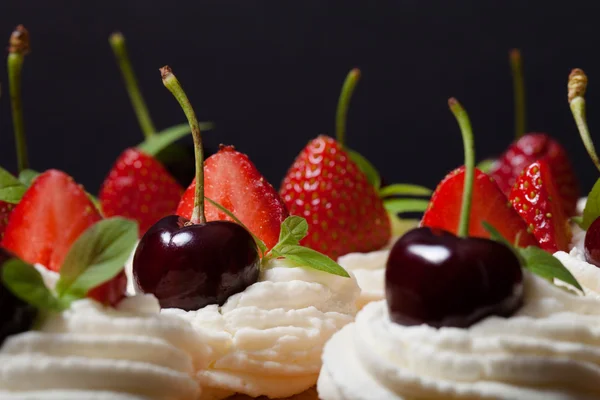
top-left (584, 217), bottom-right (600, 268)
top-left (422, 169), bottom-right (536, 247)
top-left (1, 170), bottom-right (128, 305)
top-left (0, 248), bottom-right (36, 346)
top-left (99, 148), bottom-right (183, 236)
top-left (177, 145), bottom-right (288, 250)
top-left (133, 66), bottom-right (261, 310)
top-left (281, 135), bottom-right (390, 259)
top-left (509, 161), bottom-right (571, 253)
top-left (387, 99), bottom-right (524, 328)
top-left (487, 50), bottom-right (579, 215)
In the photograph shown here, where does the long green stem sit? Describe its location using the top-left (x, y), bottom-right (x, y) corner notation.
top-left (568, 68), bottom-right (600, 173)
top-left (8, 25), bottom-right (30, 173)
top-left (161, 66), bottom-right (205, 224)
top-left (448, 98), bottom-right (475, 238)
top-left (335, 68), bottom-right (360, 146)
top-left (510, 49), bottom-right (526, 139)
top-left (110, 32), bottom-right (156, 139)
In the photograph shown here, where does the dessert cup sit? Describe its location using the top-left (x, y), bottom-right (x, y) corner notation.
top-left (318, 271), bottom-right (600, 399)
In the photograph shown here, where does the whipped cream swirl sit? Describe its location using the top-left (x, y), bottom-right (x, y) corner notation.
top-left (165, 258), bottom-right (360, 400)
top-left (0, 295), bottom-right (206, 400)
top-left (319, 272), bottom-right (600, 400)
top-left (337, 236), bottom-right (398, 309)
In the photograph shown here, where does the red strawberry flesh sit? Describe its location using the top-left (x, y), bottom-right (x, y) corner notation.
top-left (100, 148), bottom-right (183, 236)
top-left (422, 167), bottom-right (537, 248)
top-left (177, 145), bottom-right (288, 250)
top-left (280, 135), bottom-right (391, 259)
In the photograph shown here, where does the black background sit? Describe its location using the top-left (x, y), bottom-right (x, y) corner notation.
top-left (1, 0), bottom-right (600, 195)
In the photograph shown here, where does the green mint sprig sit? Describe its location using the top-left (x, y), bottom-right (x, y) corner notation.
top-left (483, 222), bottom-right (583, 291)
top-left (2, 217), bottom-right (138, 312)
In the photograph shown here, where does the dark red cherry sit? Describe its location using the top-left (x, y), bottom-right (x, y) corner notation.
top-left (132, 215), bottom-right (260, 310)
top-left (385, 227), bottom-right (524, 328)
top-left (584, 216), bottom-right (600, 268)
top-left (0, 248), bottom-right (37, 345)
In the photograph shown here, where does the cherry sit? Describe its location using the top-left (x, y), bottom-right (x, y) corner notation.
top-left (0, 248), bottom-right (37, 345)
top-left (133, 66), bottom-right (260, 311)
top-left (385, 227), bottom-right (523, 328)
top-left (584, 217), bottom-right (600, 268)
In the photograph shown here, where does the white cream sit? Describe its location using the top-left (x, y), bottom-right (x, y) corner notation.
top-left (319, 272), bottom-right (600, 399)
top-left (164, 258), bottom-right (360, 400)
top-left (0, 295), bottom-right (205, 400)
top-left (337, 236), bottom-right (399, 309)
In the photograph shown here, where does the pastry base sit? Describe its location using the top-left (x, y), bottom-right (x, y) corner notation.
top-left (226, 386), bottom-right (318, 400)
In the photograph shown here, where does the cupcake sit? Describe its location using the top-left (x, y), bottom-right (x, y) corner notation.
top-left (130, 67), bottom-right (360, 399)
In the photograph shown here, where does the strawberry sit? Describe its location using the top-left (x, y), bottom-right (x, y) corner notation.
top-left (100, 148), bottom-right (183, 236)
top-left (489, 133), bottom-right (579, 215)
top-left (509, 161), bottom-right (571, 253)
top-left (0, 202), bottom-right (16, 241)
top-left (177, 145), bottom-right (288, 250)
top-left (280, 136), bottom-right (391, 259)
top-left (1, 169), bottom-right (126, 305)
top-left (422, 167), bottom-right (537, 247)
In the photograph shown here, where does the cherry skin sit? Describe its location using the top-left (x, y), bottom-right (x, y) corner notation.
top-left (133, 216), bottom-right (260, 310)
top-left (385, 227), bottom-right (524, 328)
top-left (584, 216), bottom-right (600, 268)
top-left (0, 248), bottom-right (37, 345)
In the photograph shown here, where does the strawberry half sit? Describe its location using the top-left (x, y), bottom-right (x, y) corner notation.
top-left (489, 133), bottom-right (579, 215)
top-left (422, 167), bottom-right (537, 247)
top-left (509, 161), bottom-right (571, 253)
top-left (177, 145), bottom-right (288, 250)
top-left (100, 148), bottom-right (183, 236)
top-left (1, 169), bottom-right (126, 305)
top-left (280, 135), bottom-right (391, 259)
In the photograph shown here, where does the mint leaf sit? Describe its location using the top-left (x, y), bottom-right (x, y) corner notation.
top-left (0, 167), bottom-right (27, 204)
top-left (272, 244), bottom-right (349, 277)
top-left (383, 198), bottom-right (429, 214)
top-left (571, 215), bottom-right (585, 229)
top-left (137, 122), bottom-right (215, 156)
top-left (205, 196), bottom-right (268, 256)
top-left (476, 158), bottom-right (496, 174)
top-left (346, 148), bottom-right (381, 190)
top-left (519, 246), bottom-right (583, 291)
top-left (55, 217), bottom-right (138, 302)
top-left (482, 221), bottom-right (582, 291)
top-left (389, 212), bottom-right (419, 237)
top-left (583, 178), bottom-right (600, 230)
top-left (18, 169), bottom-right (39, 187)
top-left (277, 216), bottom-right (308, 246)
top-left (2, 259), bottom-right (66, 312)
top-left (379, 184), bottom-right (432, 198)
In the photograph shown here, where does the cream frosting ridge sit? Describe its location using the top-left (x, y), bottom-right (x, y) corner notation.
top-left (319, 272), bottom-right (600, 400)
top-left (164, 258), bottom-right (360, 399)
top-left (0, 295), bottom-right (204, 400)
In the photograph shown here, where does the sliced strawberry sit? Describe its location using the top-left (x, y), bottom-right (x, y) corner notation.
top-left (1, 169), bottom-right (126, 305)
top-left (2, 170), bottom-right (102, 271)
top-left (489, 133), bottom-right (579, 215)
top-left (177, 145), bottom-right (288, 250)
top-left (0, 202), bottom-right (16, 240)
top-left (422, 167), bottom-right (537, 247)
top-left (100, 148), bottom-right (183, 236)
top-left (280, 136), bottom-right (391, 259)
top-left (509, 161), bottom-right (571, 252)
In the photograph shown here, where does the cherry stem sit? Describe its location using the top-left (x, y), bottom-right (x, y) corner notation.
top-left (8, 25), bottom-right (30, 173)
top-left (109, 32), bottom-right (156, 139)
top-left (335, 68), bottom-right (361, 146)
top-left (568, 68), bottom-right (600, 173)
top-left (510, 49), bottom-right (526, 140)
top-left (448, 98), bottom-right (475, 238)
top-left (161, 66), bottom-right (205, 224)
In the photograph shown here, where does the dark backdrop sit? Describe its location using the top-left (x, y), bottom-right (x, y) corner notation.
top-left (1, 0), bottom-right (600, 195)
